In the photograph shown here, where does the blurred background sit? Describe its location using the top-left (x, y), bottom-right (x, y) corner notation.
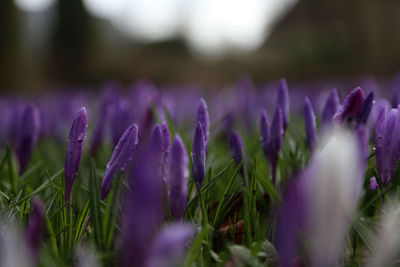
top-left (1, 0), bottom-right (400, 91)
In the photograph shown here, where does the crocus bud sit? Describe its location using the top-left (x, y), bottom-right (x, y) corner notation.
top-left (147, 223), bottom-right (194, 267)
top-left (196, 98), bottom-right (210, 149)
top-left (7, 101), bottom-right (24, 147)
top-left (333, 87), bottom-right (365, 123)
top-left (148, 125), bottom-right (164, 174)
top-left (356, 91), bottom-right (374, 125)
top-left (375, 106), bottom-right (400, 186)
top-left (167, 135), bottom-right (189, 220)
top-left (25, 199), bottom-right (45, 260)
top-left (276, 179), bottom-right (305, 267)
top-left (321, 88), bottom-right (340, 127)
top-left (120, 151), bottom-right (162, 267)
top-left (369, 177), bottom-right (378, 190)
top-left (228, 131), bottom-right (245, 166)
top-left (138, 106), bottom-right (155, 145)
top-left (260, 109), bottom-right (270, 157)
top-left (277, 78), bottom-right (290, 131)
top-left (16, 104), bottom-right (41, 174)
top-left (304, 98), bottom-right (317, 151)
top-left (110, 98), bottom-right (131, 147)
top-left (100, 124), bottom-right (139, 200)
top-left (64, 107), bottom-right (87, 203)
top-left (161, 122), bottom-right (171, 159)
top-left (267, 107), bottom-right (284, 184)
top-left (161, 121), bottom-right (171, 177)
top-left (223, 111), bottom-right (234, 136)
top-left (192, 122), bottom-right (206, 187)
top-left (89, 87), bottom-right (117, 155)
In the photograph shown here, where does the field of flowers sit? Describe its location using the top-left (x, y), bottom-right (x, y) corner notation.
top-left (0, 77), bottom-right (400, 266)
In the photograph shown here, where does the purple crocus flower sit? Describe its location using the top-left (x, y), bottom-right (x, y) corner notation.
top-left (375, 106), bottom-right (400, 186)
top-left (276, 179), bottom-right (305, 267)
top-left (277, 78), bottom-right (290, 131)
top-left (167, 135), bottom-right (189, 220)
top-left (369, 177), bottom-right (379, 190)
top-left (120, 151), bottom-right (162, 267)
top-left (161, 121), bottom-right (171, 176)
top-left (355, 91), bottom-right (374, 125)
top-left (304, 98), bottom-right (317, 151)
top-left (16, 104), bottom-right (41, 174)
top-left (237, 76), bottom-right (254, 132)
top-left (100, 124), bottom-right (139, 199)
top-left (222, 111), bottom-right (234, 137)
top-left (260, 109), bottom-right (270, 157)
top-left (7, 101), bottom-right (24, 147)
top-left (138, 106), bottom-right (155, 145)
top-left (196, 98), bottom-right (210, 149)
top-left (110, 98), bottom-right (131, 147)
top-left (64, 107), bottom-right (87, 203)
top-left (25, 198), bottom-right (45, 260)
top-left (267, 107), bottom-right (284, 184)
top-left (147, 223), bottom-right (194, 267)
top-left (89, 87), bottom-right (118, 155)
top-left (333, 87), bottom-right (365, 123)
top-left (228, 131), bottom-right (245, 166)
top-left (192, 122), bottom-right (206, 187)
top-left (148, 124), bottom-right (164, 174)
top-left (321, 88), bottom-right (340, 127)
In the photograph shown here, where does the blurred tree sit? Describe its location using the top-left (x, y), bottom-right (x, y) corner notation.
top-left (257, 0), bottom-right (400, 80)
top-left (0, 0), bottom-right (21, 90)
top-left (49, 0), bottom-right (93, 84)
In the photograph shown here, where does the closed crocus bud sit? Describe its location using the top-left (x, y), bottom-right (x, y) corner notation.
top-left (276, 179), bottom-right (305, 267)
top-left (161, 122), bottom-right (171, 159)
top-left (64, 107), bottom-right (87, 203)
top-left (321, 88), bottom-right (340, 127)
top-left (89, 87), bottom-right (118, 155)
top-left (277, 78), bottom-right (290, 131)
top-left (16, 104), bottom-right (41, 174)
top-left (192, 122), bottom-right (206, 187)
top-left (375, 107), bottom-right (400, 186)
top-left (304, 98), bottom-right (317, 151)
top-left (148, 125), bottom-right (164, 173)
top-left (25, 199), bottom-right (45, 260)
top-left (260, 109), bottom-right (270, 157)
top-left (147, 223), bottom-right (194, 267)
top-left (228, 131), bottom-right (245, 166)
top-left (356, 91), bottom-right (374, 125)
top-left (7, 101), bottom-right (24, 147)
top-left (223, 111), bottom-right (234, 136)
top-left (267, 107), bottom-right (284, 184)
top-left (196, 98), bottom-right (210, 149)
top-left (138, 106), bottom-right (155, 145)
top-left (120, 151), bottom-right (162, 267)
top-left (110, 98), bottom-right (131, 147)
top-left (333, 87), bottom-right (365, 123)
top-left (100, 124), bottom-right (139, 200)
top-left (167, 135), bottom-right (189, 220)
top-left (369, 177), bottom-right (379, 190)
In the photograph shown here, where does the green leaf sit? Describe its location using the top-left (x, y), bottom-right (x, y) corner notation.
top-left (6, 144), bottom-right (19, 194)
top-left (184, 224), bottom-right (212, 267)
top-left (88, 159), bottom-right (103, 250)
top-left (212, 161), bottom-right (242, 226)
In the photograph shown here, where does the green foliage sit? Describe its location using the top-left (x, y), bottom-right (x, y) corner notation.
top-left (0, 115), bottom-right (391, 267)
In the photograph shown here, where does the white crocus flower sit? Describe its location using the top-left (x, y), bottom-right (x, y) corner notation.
top-left (302, 127), bottom-right (362, 266)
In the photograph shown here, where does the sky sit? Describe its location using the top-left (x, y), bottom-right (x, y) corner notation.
top-left (14, 0), bottom-right (297, 58)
